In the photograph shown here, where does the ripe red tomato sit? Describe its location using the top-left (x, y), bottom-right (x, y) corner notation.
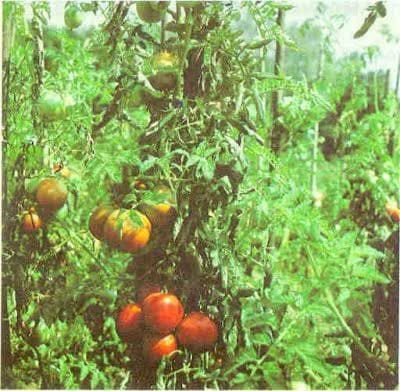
top-left (137, 282), bottom-right (161, 303)
top-left (116, 303), bottom-right (143, 342)
top-left (176, 312), bottom-right (218, 352)
top-left (143, 293), bottom-right (184, 334)
top-left (143, 333), bottom-right (177, 364)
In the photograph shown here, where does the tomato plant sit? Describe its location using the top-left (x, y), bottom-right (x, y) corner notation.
top-left (2, 1), bottom-right (398, 389)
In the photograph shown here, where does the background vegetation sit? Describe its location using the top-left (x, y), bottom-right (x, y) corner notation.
top-left (2, 1), bottom-right (399, 389)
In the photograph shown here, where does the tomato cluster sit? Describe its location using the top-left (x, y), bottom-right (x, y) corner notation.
top-left (116, 288), bottom-right (218, 364)
top-left (22, 177), bottom-right (69, 234)
top-left (88, 183), bottom-right (176, 253)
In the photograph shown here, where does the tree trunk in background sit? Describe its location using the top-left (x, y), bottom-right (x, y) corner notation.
top-left (270, 9), bottom-right (285, 167)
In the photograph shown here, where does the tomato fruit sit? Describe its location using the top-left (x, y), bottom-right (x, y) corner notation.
top-left (139, 185), bottom-right (177, 228)
top-left (36, 178), bottom-right (68, 211)
top-left (44, 51), bottom-right (59, 73)
top-left (89, 206), bottom-right (114, 241)
top-left (176, 312), bottom-right (218, 352)
top-left (22, 210), bottom-right (43, 233)
top-left (143, 292), bottom-right (184, 334)
top-left (103, 209), bottom-right (151, 252)
top-left (148, 51), bottom-right (179, 92)
top-left (143, 333), bottom-right (177, 364)
top-left (38, 90), bottom-right (65, 122)
top-left (136, 2), bottom-right (167, 23)
top-left (137, 282), bottom-right (161, 303)
top-left (151, 52), bottom-right (177, 68)
top-left (139, 202), bottom-right (177, 229)
top-left (64, 6), bottom-right (83, 29)
top-left (386, 201), bottom-right (400, 222)
top-left (149, 72), bottom-right (177, 92)
top-left (116, 303), bottom-right (144, 342)
top-left (134, 180), bottom-right (147, 190)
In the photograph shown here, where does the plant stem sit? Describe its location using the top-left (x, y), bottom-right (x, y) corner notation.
top-left (177, 8), bottom-right (193, 100)
top-left (311, 122), bottom-right (319, 195)
top-left (269, 8), bottom-right (285, 161)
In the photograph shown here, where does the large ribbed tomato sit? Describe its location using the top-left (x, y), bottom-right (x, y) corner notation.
top-left (116, 303), bottom-right (143, 342)
top-left (89, 206), bottom-right (114, 241)
top-left (176, 312), bottom-right (218, 352)
top-left (22, 210), bottom-right (43, 233)
top-left (36, 178), bottom-right (68, 211)
top-left (143, 333), bottom-right (177, 364)
top-left (103, 209), bottom-right (151, 252)
top-left (143, 292), bottom-right (184, 334)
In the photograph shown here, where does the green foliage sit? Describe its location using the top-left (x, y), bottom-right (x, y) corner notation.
top-left (2, 1), bottom-right (398, 390)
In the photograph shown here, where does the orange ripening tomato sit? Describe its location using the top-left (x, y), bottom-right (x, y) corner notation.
top-left (386, 201), bottom-right (400, 222)
top-left (176, 312), bottom-right (218, 352)
top-left (143, 292), bottom-right (184, 334)
top-left (89, 206), bottom-right (114, 241)
top-left (143, 333), bottom-right (177, 364)
top-left (116, 303), bottom-right (144, 342)
top-left (22, 211), bottom-right (43, 233)
top-left (103, 209), bottom-right (151, 253)
top-left (36, 178), bottom-right (68, 211)
top-left (134, 180), bottom-right (147, 190)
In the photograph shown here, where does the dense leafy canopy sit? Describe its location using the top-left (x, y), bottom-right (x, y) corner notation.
top-left (2, 1), bottom-right (398, 389)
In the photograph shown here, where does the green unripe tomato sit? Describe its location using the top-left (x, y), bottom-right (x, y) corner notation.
top-left (64, 6), bottom-right (83, 29)
top-left (38, 90), bottom-right (66, 122)
top-left (44, 51), bottom-right (59, 73)
top-left (136, 2), bottom-right (166, 23)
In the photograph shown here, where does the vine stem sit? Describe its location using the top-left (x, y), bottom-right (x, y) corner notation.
top-left (177, 8), bottom-right (193, 100)
top-left (310, 122), bottom-right (319, 195)
top-left (305, 246), bottom-right (377, 360)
